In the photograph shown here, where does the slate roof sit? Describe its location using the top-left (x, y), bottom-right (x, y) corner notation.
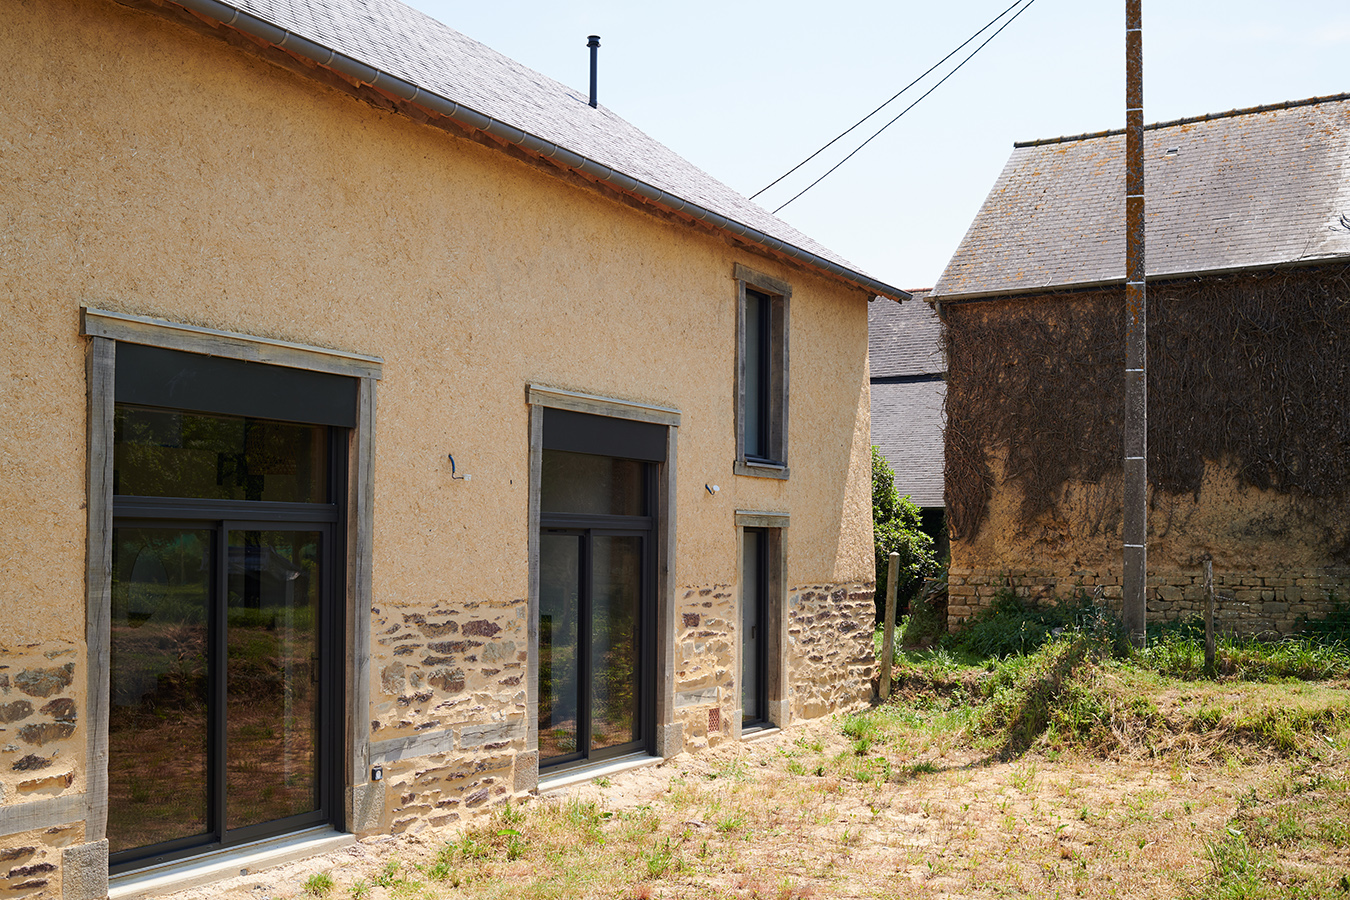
top-left (871, 379), bottom-right (945, 509)
top-left (869, 291), bottom-right (945, 508)
top-left (869, 292), bottom-right (944, 379)
top-left (932, 94), bottom-right (1350, 300)
top-left (184, 0), bottom-right (901, 297)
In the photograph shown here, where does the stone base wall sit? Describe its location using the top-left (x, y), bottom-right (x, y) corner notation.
top-left (369, 598), bottom-right (529, 834)
top-left (0, 648), bottom-right (81, 811)
top-left (384, 751), bottom-right (517, 836)
top-left (788, 583), bottom-right (875, 719)
top-left (673, 584), bottom-right (736, 753)
top-left (672, 581), bottom-right (877, 753)
top-left (0, 825), bottom-right (85, 899)
top-left (947, 566), bottom-right (1350, 637)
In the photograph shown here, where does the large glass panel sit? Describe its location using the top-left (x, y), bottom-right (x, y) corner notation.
top-left (591, 535), bottom-right (641, 751)
top-left (114, 407), bottom-right (328, 503)
top-left (108, 527), bottom-right (212, 854)
top-left (741, 530), bottom-right (762, 725)
top-left (540, 450), bottom-right (645, 517)
top-left (539, 533), bottom-right (581, 760)
top-left (225, 530), bottom-right (321, 831)
top-left (745, 290), bottom-right (766, 459)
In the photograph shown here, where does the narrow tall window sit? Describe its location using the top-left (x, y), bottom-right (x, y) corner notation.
top-left (741, 528), bottom-right (767, 727)
top-left (734, 264), bottom-right (790, 478)
top-left (736, 515), bottom-right (786, 735)
top-left (744, 290), bottom-right (771, 461)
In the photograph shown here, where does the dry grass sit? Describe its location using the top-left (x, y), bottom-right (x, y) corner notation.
top-left (162, 652), bottom-right (1350, 900)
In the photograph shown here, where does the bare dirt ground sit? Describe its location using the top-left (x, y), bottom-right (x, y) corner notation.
top-left (155, 707), bottom-right (1274, 900)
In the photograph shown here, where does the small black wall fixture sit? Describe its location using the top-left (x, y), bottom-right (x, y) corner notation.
top-left (588, 35), bottom-right (600, 108)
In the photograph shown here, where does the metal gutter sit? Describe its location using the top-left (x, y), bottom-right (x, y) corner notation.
top-left (173, 0), bottom-right (909, 302)
top-left (930, 255), bottom-right (1350, 305)
top-left (1014, 91), bottom-right (1350, 149)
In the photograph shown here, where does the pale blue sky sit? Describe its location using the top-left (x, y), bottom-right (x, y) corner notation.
top-left (402, 0), bottom-right (1349, 290)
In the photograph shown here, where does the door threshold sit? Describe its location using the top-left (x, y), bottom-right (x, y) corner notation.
top-left (109, 827), bottom-right (354, 900)
top-left (538, 752), bottom-right (663, 794)
top-left (741, 725), bottom-right (781, 742)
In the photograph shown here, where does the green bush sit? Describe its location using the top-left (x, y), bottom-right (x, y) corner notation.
top-left (1301, 597), bottom-right (1350, 647)
top-left (872, 447), bottom-right (936, 624)
top-left (943, 587), bottom-right (1113, 660)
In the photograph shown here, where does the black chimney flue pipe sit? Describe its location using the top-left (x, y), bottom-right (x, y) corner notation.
top-left (588, 35), bottom-right (600, 108)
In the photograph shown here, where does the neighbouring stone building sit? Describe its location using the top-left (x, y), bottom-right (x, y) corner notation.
top-left (930, 94), bottom-right (1350, 636)
top-left (0, 0), bottom-right (900, 894)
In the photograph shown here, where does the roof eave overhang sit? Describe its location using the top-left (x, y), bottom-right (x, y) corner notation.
top-left (931, 254), bottom-right (1350, 305)
top-left (170, 0), bottom-right (910, 302)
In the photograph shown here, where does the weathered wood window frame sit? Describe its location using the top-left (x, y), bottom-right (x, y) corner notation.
top-left (79, 308), bottom-right (382, 878)
top-left (734, 511), bottom-right (789, 737)
top-left (733, 263), bottom-right (791, 479)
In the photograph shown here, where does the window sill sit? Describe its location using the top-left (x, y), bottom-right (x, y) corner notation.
top-left (109, 827), bottom-right (354, 900)
top-left (734, 460), bottom-right (789, 480)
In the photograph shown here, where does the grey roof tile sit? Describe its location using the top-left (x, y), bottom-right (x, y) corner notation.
top-left (223, 0), bottom-right (866, 276)
top-left (932, 96), bottom-right (1350, 299)
top-left (869, 290), bottom-right (944, 378)
top-left (871, 379), bottom-right (945, 509)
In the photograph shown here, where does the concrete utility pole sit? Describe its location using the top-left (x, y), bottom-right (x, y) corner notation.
top-left (1123, 0), bottom-right (1148, 648)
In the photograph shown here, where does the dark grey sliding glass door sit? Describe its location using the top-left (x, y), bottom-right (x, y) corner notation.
top-left (109, 523), bottom-right (331, 865)
top-left (108, 359), bottom-right (348, 871)
top-left (539, 445), bottom-right (655, 768)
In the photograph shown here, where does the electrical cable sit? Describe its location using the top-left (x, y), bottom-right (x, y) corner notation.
top-left (768, 0), bottom-right (1039, 215)
top-left (751, 0), bottom-right (1027, 201)
top-left (773, 0), bottom-right (1039, 214)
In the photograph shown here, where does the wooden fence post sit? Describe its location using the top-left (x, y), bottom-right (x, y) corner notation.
top-left (880, 552), bottom-right (900, 700)
top-left (1203, 555), bottom-right (1216, 675)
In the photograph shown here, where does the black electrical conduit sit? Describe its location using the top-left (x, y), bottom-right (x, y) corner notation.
top-left (175, 0), bottom-right (910, 301)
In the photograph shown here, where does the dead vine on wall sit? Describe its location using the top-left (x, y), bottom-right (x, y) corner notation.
top-left (942, 263), bottom-right (1350, 543)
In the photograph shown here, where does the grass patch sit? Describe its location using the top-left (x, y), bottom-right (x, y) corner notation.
top-left (303, 871), bottom-right (334, 897)
top-left (1141, 621), bottom-right (1350, 681)
top-left (297, 598), bottom-right (1349, 900)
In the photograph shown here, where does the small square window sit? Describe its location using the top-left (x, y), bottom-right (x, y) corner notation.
top-left (734, 264), bottom-right (790, 478)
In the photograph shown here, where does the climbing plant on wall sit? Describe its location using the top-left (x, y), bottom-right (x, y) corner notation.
top-left (942, 263), bottom-right (1350, 549)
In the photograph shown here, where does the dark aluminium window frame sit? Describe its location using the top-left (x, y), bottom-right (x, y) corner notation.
top-left (525, 386), bottom-right (682, 788)
top-left (80, 308), bottom-right (382, 882)
top-left (538, 508), bottom-right (657, 769)
top-left (734, 511), bottom-right (788, 737)
top-left (536, 408), bottom-right (662, 769)
top-left (740, 526), bottom-right (769, 729)
top-left (107, 425), bottom-right (348, 871)
top-left (734, 263), bottom-right (791, 479)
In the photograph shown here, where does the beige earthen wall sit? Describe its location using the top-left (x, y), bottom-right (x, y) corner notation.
top-left (947, 343), bottom-right (1350, 636)
top-left (0, 0), bottom-right (876, 869)
top-left (947, 458), bottom-right (1350, 634)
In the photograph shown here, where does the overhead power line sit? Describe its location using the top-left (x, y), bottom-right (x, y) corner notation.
top-left (763, 0), bottom-right (1040, 216)
top-left (751, 0), bottom-right (1026, 202)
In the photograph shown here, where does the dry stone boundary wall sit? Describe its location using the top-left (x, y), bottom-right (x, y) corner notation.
top-left (948, 566), bottom-right (1349, 637)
